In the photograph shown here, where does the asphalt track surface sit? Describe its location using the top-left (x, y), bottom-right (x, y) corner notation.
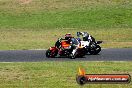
top-left (0, 48), bottom-right (132, 62)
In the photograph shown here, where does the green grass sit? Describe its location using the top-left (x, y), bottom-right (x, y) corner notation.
top-left (0, 1), bottom-right (132, 29)
top-left (0, 1), bottom-right (131, 88)
top-left (0, 61), bottom-right (131, 88)
top-left (0, 28), bottom-right (131, 50)
top-left (0, 0), bottom-right (131, 49)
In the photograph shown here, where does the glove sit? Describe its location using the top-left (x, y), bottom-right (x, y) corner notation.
top-left (58, 38), bottom-right (62, 42)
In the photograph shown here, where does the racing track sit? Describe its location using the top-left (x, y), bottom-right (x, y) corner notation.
top-left (0, 48), bottom-right (132, 62)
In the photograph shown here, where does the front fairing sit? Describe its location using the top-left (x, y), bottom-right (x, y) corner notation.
top-left (49, 47), bottom-right (57, 51)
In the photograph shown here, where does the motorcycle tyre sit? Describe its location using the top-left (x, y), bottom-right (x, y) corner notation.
top-left (46, 49), bottom-right (58, 58)
top-left (89, 45), bottom-right (101, 55)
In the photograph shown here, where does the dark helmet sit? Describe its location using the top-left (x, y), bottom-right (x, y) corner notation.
top-left (65, 33), bottom-right (72, 40)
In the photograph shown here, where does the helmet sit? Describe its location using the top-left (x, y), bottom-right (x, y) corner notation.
top-left (83, 32), bottom-right (89, 37)
top-left (65, 33), bottom-right (72, 40)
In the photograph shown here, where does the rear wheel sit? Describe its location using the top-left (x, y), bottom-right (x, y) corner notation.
top-left (88, 48), bottom-right (96, 55)
top-left (70, 54), bottom-right (76, 59)
top-left (94, 45), bottom-right (101, 54)
top-left (89, 45), bottom-right (101, 55)
top-left (77, 48), bottom-right (86, 57)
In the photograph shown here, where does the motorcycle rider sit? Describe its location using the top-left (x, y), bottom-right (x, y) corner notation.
top-left (55, 33), bottom-right (72, 49)
top-left (65, 33), bottom-right (79, 58)
top-left (55, 33), bottom-right (79, 58)
top-left (77, 32), bottom-right (96, 44)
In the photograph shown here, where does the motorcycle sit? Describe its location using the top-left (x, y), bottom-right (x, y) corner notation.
top-left (77, 38), bottom-right (102, 55)
top-left (46, 39), bottom-right (86, 59)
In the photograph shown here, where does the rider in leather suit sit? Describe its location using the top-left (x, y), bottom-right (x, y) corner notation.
top-left (65, 33), bottom-right (79, 57)
top-left (77, 32), bottom-right (96, 44)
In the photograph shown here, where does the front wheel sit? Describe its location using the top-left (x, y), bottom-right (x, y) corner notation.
top-left (46, 49), bottom-right (58, 58)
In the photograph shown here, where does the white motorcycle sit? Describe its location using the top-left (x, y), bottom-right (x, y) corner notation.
top-left (77, 38), bottom-right (102, 55)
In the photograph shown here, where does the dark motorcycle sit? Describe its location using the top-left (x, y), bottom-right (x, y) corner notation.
top-left (46, 39), bottom-right (86, 59)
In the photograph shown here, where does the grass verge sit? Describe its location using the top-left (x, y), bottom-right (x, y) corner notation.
top-left (0, 61), bottom-right (131, 88)
top-left (0, 0), bottom-right (132, 49)
top-left (0, 28), bottom-right (131, 50)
